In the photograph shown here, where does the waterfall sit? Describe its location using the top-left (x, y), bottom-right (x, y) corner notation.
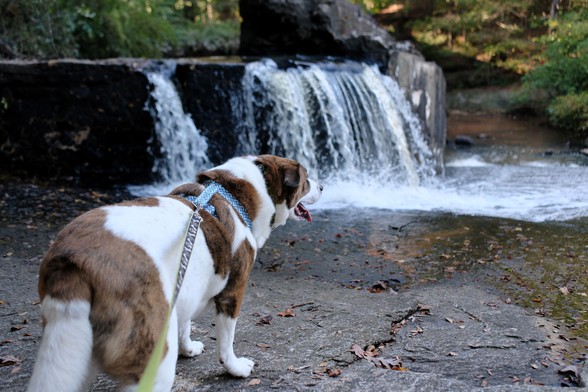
top-left (236, 59), bottom-right (436, 186)
top-left (144, 62), bottom-right (209, 184)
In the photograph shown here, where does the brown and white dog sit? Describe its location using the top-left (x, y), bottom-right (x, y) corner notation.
top-left (27, 155), bottom-right (322, 392)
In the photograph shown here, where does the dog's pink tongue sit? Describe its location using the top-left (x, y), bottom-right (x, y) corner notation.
top-left (296, 203), bottom-right (312, 222)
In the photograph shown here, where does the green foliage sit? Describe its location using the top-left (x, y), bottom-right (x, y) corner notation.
top-left (0, 0), bottom-right (79, 58)
top-left (410, 0), bottom-right (543, 73)
top-left (548, 92), bottom-right (588, 134)
top-left (0, 0), bottom-right (240, 59)
top-left (522, 9), bottom-right (588, 135)
top-left (523, 11), bottom-right (588, 96)
top-left (67, 0), bottom-right (180, 58)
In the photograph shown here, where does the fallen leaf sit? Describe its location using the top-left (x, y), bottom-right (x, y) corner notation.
top-left (350, 344), bottom-right (407, 371)
top-left (327, 368), bottom-right (341, 377)
top-left (416, 304), bottom-right (432, 314)
top-left (0, 355), bottom-right (21, 366)
top-left (256, 315), bottom-right (273, 325)
top-left (277, 308), bottom-right (296, 317)
top-left (410, 326), bottom-right (424, 336)
top-left (10, 366), bottom-right (21, 375)
top-left (247, 378), bottom-right (261, 386)
top-left (256, 343), bottom-right (271, 349)
top-left (287, 365), bottom-right (311, 373)
top-left (369, 280), bottom-right (393, 293)
top-left (559, 286), bottom-right (569, 295)
top-left (445, 318), bottom-right (464, 324)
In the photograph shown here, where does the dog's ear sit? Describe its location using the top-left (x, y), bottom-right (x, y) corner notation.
top-left (284, 166), bottom-right (301, 188)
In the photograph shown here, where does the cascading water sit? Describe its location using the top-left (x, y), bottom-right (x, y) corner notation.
top-left (235, 59), bottom-right (436, 186)
top-left (143, 62), bottom-right (209, 184)
top-left (132, 58), bottom-right (588, 223)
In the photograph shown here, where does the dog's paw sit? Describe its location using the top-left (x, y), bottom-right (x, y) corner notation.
top-left (180, 340), bottom-right (204, 357)
top-left (224, 357), bottom-right (255, 378)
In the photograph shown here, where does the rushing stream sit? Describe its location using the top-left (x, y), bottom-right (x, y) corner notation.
top-left (133, 59), bottom-right (588, 223)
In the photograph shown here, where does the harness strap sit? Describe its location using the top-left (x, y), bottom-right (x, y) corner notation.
top-left (182, 180), bottom-right (253, 230)
top-left (174, 180), bottom-right (253, 303)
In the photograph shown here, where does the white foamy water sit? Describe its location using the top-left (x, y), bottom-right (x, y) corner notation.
top-left (315, 152), bottom-right (588, 222)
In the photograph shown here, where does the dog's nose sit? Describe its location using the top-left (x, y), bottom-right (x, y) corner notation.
top-left (319, 184), bottom-right (324, 192)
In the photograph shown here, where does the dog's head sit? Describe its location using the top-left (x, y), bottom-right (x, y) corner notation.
top-left (253, 155), bottom-right (322, 229)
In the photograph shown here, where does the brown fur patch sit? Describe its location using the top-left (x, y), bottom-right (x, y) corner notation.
top-left (39, 205), bottom-right (168, 384)
top-left (214, 238), bottom-right (256, 318)
top-left (254, 155), bottom-right (311, 208)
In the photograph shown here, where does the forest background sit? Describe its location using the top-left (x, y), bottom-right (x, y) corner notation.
top-left (0, 0), bottom-right (586, 137)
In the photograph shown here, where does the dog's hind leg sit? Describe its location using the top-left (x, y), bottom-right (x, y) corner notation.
top-left (27, 296), bottom-right (94, 392)
top-left (178, 319), bottom-right (204, 357)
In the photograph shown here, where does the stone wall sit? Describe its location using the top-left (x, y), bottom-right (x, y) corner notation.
top-left (0, 59), bottom-right (154, 185)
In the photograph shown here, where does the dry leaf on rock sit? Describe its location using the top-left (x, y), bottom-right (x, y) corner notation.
top-left (350, 344), bottom-right (408, 371)
top-left (247, 378), bottom-right (261, 386)
top-left (256, 314), bottom-right (273, 325)
top-left (277, 308), bottom-right (296, 317)
top-left (0, 355), bottom-right (21, 366)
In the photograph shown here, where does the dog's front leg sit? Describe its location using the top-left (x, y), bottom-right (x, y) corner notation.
top-left (214, 311), bottom-right (254, 377)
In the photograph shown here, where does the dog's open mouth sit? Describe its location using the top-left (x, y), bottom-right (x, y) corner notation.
top-left (294, 202), bottom-right (312, 222)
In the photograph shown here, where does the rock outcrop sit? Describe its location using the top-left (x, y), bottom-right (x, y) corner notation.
top-left (0, 59), bottom-right (154, 185)
top-left (239, 0), bottom-right (395, 65)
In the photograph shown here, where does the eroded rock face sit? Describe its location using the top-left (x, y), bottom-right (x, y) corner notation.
top-left (0, 59), bottom-right (154, 185)
top-left (239, 0), bottom-right (396, 65)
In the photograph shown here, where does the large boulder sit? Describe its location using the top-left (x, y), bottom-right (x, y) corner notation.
top-left (239, 0), bottom-right (396, 65)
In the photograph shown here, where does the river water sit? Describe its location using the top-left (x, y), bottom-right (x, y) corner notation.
top-left (317, 114), bottom-right (588, 223)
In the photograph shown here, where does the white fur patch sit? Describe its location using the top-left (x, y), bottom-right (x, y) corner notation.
top-left (27, 297), bottom-right (94, 392)
top-left (102, 197), bottom-right (191, 302)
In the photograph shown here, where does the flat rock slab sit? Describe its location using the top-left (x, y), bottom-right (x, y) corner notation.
top-left (0, 197), bottom-right (586, 391)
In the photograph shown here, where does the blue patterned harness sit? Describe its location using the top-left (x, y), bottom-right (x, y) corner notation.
top-left (182, 180), bottom-right (253, 231)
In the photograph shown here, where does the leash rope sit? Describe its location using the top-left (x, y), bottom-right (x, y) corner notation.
top-left (172, 205), bottom-right (202, 305)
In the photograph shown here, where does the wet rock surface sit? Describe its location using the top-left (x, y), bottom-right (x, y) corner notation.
top-left (0, 179), bottom-right (586, 391)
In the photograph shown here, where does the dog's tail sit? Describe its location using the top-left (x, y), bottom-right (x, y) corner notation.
top-left (28, 259), bottom-right (95, 392)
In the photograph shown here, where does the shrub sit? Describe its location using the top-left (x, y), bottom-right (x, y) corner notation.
top-left (548, 92), bottom-right (588, 135)
top-left (522, 10), bottom-right (588, 137)
top-left (0, 0), bottom-right (240, 59)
